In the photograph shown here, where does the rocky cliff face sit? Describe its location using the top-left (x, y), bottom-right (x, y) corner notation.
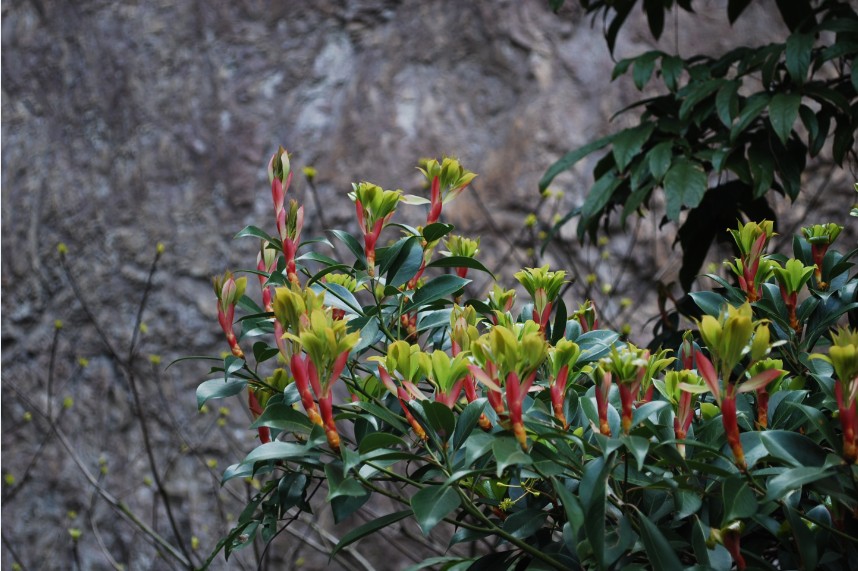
top-left (2, 1), bottom-right (852, 569)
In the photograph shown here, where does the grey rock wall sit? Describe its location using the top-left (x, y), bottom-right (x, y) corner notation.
top-left (2, 1), bottom-right (853, 569)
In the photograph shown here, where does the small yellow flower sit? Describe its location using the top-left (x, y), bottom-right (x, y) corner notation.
top-left (191, 536), bottom-right (200, 550)
top-left (57, 243), bottom-right (68, 255)
top-left (524, 213), bottom-right (538, 228)
top-left (139, 323), bottom-right (149, 334)
top-left (586, 273), bottom-right (597, 285)
top-left (4, 473), bottom-right (15, 486)
top-left (23, 411), bottom-right (32, 422)
top-left (62, 396), bottom-right (74, 409)
top-left (156, 242), bottom-right (166, 255)
top-left (206, 459), bottom-right (218, 469)
top-left (148, 355), bottom-right (161, 365)
top-left (77, 357), bottom-right (89, 367)
top-left (302, 166), bottom-right (317, 181)
top-left (54, 320), bottom-right (64, 330)
top-left (68, 528), bottom-right (82, 541)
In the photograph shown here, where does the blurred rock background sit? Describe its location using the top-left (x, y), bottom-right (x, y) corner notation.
top-left (2, 1), bottom-right (854, 569)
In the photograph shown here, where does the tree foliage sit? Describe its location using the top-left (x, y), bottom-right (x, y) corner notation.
top-left (542, 0), bottom-right (858, 291)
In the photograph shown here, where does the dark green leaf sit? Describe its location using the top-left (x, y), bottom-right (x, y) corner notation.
top-left (332, 510), bottom-right (412, 557)
top-left (576, 330), bottom-right (620, 363)
top-left (251, 403), bottom-right (313, 434)
top-left (647, 141), bottom-right (673, 181)
top-left (234, 225), bottom-right (278, 244)
top-left (327, 229), bottom-right (366, 265)
top-left (612, 123), bottom-right (655, 171)
top-left (422, 223), bottom-right (455, 243)
top-left (411, 485), bottom-right (461, 535)
top-left (715, 80), bottom-right (740, 126)
top-left (404, 275), bottom-right (470, 311)
top-left (661, 55), bottom-right (683, 92)
top-left (636, 508), bottom-right (684, 570)
top-left (410, 400), bottom-right (456, 443)
top-left (690, 291), bottom-right (727, 317)
top-left (552, 479), bottom-right (585, 533)
top-left (503, 508), bottom-right (548, 540)
top-left (664, 157), bottom-right (708, 221)
top-left (785, 32), bottom-right (814, 84)
top-left (769, 93), bottom-right (801, 145)
top-left (453, 400), bottom-right (486, 450)
top-left (722, 476), bottom-right (757, 523)
top-left (426, 256), bottom-right (495, 278)
top-left (764, 466), bottom-right (833, 502)
top-left (312, 282), bottom-right (362, 315)
top-left (358, 432), bottom-right (408, 454)
top-left (492, 435), bottom-right (533, 476)
top-left (679, 79), bottom-right (726, 121)
top-left (252, 342), bottom-right (280, 365)
top-left (730, 93), bottom-right (771, 143)
top-left (325, 463), bottom-right (367, 501)
top-left (760, 430), bottom-right (826, 467)
top-left (242, 441), bottom-right (312, 464)
top-left (539, 134), bottom-right (616, 191)
top-left (580, 172), bottom-right (623, 230)
top-left (382, 237), bottom-right (424, 288)
top-left (643, 0), bottom-right (665, 39)
top-left (196, 379), bottom-right (246, 409)
top-left (633, 52), bottom-right (660, 90)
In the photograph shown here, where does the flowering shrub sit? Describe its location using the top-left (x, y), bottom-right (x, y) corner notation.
top-left (196, 149), bottom-right (858, 569)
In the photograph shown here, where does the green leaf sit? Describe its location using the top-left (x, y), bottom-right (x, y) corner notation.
top-left (760, 430), bottom-right (826, 467)
top-left (552, 479), bottom-right (585, 533)
top-left (722, 476), bottom-right (757, 523)
top-left (769, 93), bottom-right (801, 145)
top-left (196, 379), bottom-right (246, 409)
top-left (690, 291), bottom-right (727, 317)
top-left (327, 229), bottom-right (366, 265)
top-left (404, 275), bottom-right (470, 311)
top-left (580, 172), bottom-right (623, 225)
top-left (242, 441), bottom-right (313, 464)
top-left (411, 485), bottom-right (461, 535)
top-left (426, 256), bottom-right (495, 278)
top-left (312, 282), bottom-right (362, 316)
top-left (539, 134), bottom-right (616, 191)
top-left (453, 400), bottom-right (486, 450)
top-left (661, 55), bottom-right (683, 92)
top-left (664, 158), bottom-right (708, 221)
top-left (730, 93), bottom-right (771, 143)
top-left (503, 508), bottom-right (548, 540)
top-left (582, 457), bottom-right (609, 569)
top-left (422, 223), bottom-right (455, 243)
top-left (635, 508), bottom-right (684, 570)
top-left (252, 342), bottom-right (279, 364)
top-left (234, 225), bottom-right (278, 245)
top-left (715, 80), bottom-right (740, 127)
top-left (612, 123), bottom-right (655, 171)
top-left (410, 400), bottom-right (456, 444)
top-left (622, 435), bottom-right (650, 471)
top-left (647, 141), bottom-right (673, 181)
top-left (358, 432), bottom-right (408, 454)
top-left (492, 435), bottom-right (533, 476)
top-left (632, 52), bottom-right (660, 90)
top-left (325, 463), bottom-right (367, 501)
top-left (382, 236), bottom-right (423, 288)
top-left (576, 330), bottom-right (620, 363)
top-left (250, 403), bottom-right (313, 434)
top-left (331, 509), bottom-right (412, 557)
top-left (679, 79), bottom-right (726, 121)
top-left (785, 32), bottom-right (814, 84)
top-left (764, 466), bottom-right (833, 502)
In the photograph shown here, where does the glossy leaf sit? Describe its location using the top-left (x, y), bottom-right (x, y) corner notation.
top-left (664, 158), bottom-right (707, 221)
top-left (332, 509), bottom-right (412, 557)
top-left (411, 485), bottom-right (461, 536)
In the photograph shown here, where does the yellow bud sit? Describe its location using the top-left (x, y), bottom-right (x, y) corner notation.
top-left (620, 297), bottom-right (632, 308)
top-left (200, 404), bottom-right (210, 414)
top-left (156, 242), bottom-right (166, 255)
top-left (23, 411), bottom-right (32, 422)
top-left (57, 243), bottom-right (68, 255)
top-left (218, 407), bottom-right (230, 416)
top-left (67, 510), bottom-right (78, 519)
top-left (206, 459), bottom-right (218, 469)
top-left (68, 528), bottom-right (82, 541)
top-left (598, 236), bottom-right (610, 247)
top-left (586, 273), bottom-right (597, 285)
top-left (601, 283), bottom-right (613, 295)
top-left (77, 357), bottom-right (89, 367)
top-left (148, 355), bottom-right (161, 365)
top-left (139, 323), bottom-right (149, 334)
top-left (54, 320), bottom-right (64, 330)
top-left (62, 396), bottom-right (74, 409)
top-left (4, 473), bottom-right (15, 486)
top-left (302, 166), bottom-right (317, 181)
top-left (191, 536), bottom-right (200, 550)
top-left (524, 213), bottom-right (538, 228)
top-left (143, 476), bottom-right (153, 487)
